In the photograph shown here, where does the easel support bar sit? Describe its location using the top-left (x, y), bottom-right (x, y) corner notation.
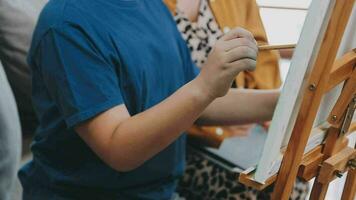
top-left (326, 49), bottom-right (356, 92)
top-left (328, 69), bottom-right (356, 126)
top-left (238, 145), bottom-right (325, 190)
top-left (297, 145), bottom-right (323, 181)
top-left (238, 170), bottom-right (277, 190)
top-left (317, 147), bottom-right (356, 184)
top-left (341, 168), bottom-right (356, 200)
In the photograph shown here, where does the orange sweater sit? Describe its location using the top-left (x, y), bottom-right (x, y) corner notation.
top-left (164, 0), bottom-right (282, 147)
top-left (164, 0), bottom-right (281, 89)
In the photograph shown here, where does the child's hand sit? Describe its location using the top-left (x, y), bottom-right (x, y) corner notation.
top-left (196, 27), bottom-right (257, 99)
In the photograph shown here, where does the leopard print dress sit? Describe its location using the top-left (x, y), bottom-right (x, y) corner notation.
top-left (174, 1), bottom-right (309, 199)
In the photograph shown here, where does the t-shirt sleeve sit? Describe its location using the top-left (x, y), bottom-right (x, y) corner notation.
top-left (32, 23), bottom-right (124, 128)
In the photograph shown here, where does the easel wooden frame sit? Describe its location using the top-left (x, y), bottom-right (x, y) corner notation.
top-left (239, 0), bottom-right (356, 199)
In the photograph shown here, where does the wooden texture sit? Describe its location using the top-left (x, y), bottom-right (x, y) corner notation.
top-left (254, 0), bottom-right (337, 184)
top-left (335, 137), bottom-right (350, 154)
top-left (326, 50), bottom-right (356, 92)
top-left (318, 147), bottom-right (356, 184)
top-left (272, 0), bottom-right (355, 199)
top-left (309, 147), bottom-right (356, 199)
top-left (238, 152), bottom-right (331, 191)
top-left (341, 168), bottom-right (356, 200)
top-left (298, 146), bottom-right (323, 181)
top-left (310, 126), bottom-right (352, 198)
top-left (238, 170), bottom-right (277, 190)
top-left (258, 44), bottom-right (296, 51)
top-left (328, 69), bottom-right (356, 126)
top-left (238, 145), bottom-right (324, 190)
top-left (237, 132), bottom-right (350, 192)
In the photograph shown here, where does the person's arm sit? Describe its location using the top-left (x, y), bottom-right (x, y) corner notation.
top-left (196, 89), bottom-right (279, 126)
top-left (76, 78), bottom-right (213, 172)
top-left (75, 28), bottom-right (261, 172)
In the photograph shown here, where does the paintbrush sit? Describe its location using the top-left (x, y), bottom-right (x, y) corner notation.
top-left (258, 44), bottom-right (296, 51)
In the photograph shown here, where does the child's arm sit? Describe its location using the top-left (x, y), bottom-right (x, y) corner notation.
top-left (197, 89), bottom-right (279, 126)
top-left (75, 79), bottom-right (213, 172)
top-left (75, 28), bottom-right (260, 172)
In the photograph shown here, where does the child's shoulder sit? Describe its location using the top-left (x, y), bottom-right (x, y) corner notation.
top-left (28, 0), bottom-right (100, 63)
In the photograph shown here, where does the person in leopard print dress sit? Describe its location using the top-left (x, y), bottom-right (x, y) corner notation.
top-left (164, 0), bottom-right (310, 199)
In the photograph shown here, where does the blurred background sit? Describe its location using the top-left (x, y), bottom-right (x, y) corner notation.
top-left (257, 0), bottom-right (309, 79)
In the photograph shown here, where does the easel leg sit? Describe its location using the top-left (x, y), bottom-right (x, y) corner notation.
top-left (310, 127), bottom-right (341, 200)
top-left (341, 168), bottom-right (356, 200)
top-left (310, 180), bottom-right (330, 200)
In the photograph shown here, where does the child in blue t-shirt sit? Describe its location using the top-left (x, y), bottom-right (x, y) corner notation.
top-left (19, 0), bottom-right (279, 199)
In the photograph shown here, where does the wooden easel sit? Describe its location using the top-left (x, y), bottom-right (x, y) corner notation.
top-left (239, 0), bottom-right (356, 199)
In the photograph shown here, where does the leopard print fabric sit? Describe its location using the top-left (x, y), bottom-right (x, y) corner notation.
top-left (174, 0), bottom-right (223, 67)
top-left (176, 147), bottom-right (309, 200)
top-left (174, 1), bottom-right (309, 199)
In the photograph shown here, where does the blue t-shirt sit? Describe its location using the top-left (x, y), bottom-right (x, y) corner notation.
top-left (19, 0), bottom-right (199, 199)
